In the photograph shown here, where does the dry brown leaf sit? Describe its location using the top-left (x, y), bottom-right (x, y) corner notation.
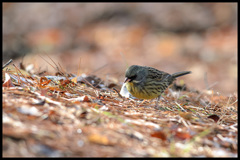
top-left (174, 131), bottom-right (192, 140)
top-left (150, 130), bottom-right (167, 141)
top-left (88, 133), bottom-right (112, 145)
top-left (179, 112), bottom-right (193, 120)
top-left (207, 114), bottom-right (220, 123)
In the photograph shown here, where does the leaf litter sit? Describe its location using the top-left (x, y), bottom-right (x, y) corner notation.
top-left (2, 62), bottom-right (238, 157)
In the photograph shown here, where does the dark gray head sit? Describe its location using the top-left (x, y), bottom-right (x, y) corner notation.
top-left (124, 65), bottom-right (148, 84)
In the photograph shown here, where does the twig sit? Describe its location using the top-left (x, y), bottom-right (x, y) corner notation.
top-left (113, 88), bottom-right (123, 98)
top-left (2, 59), bottom-right (13, 69)
top-left (12, 64), bottom-right (32, 86)
top-left (38, 54), bottom-right (65, 76)
top-left (175, 101), bottom-right (186, 112)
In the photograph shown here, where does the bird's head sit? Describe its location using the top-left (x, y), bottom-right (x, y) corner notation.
top-left (124, 65), bottom-right (147, 84)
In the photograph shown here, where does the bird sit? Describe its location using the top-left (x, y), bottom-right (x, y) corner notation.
top-left (124, 65), bottom-right (191, 108)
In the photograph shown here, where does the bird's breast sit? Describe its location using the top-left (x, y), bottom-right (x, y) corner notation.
top-left (125, 82), bottom-right (159, 99)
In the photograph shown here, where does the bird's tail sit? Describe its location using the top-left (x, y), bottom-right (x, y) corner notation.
top-left (172, 71), bottom-right (191, 78)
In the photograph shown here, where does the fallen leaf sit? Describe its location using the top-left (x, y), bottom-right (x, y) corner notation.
top-left (150, 130), bottom-right (167, 141)
top-left (208, 114), bottom-right (220, 123)
top-left (179, 112), bottom-right (193, 120)
top-left (175, 131), bottom-right (192, 140)
top-left (88, 133), bottom-right (112, 145)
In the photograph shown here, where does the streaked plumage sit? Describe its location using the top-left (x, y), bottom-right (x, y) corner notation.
top-left (124, 65), bottom-right (191, 100)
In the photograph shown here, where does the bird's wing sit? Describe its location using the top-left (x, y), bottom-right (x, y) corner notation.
top-left (147, 67), bottom-right (171, 82)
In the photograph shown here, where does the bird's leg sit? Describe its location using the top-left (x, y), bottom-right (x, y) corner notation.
top-left (154, 95), bottom-right (166, 110)
top-left (154, 95), bottom-right (161, 108)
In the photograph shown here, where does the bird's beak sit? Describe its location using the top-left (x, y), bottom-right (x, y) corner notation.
top-left (124, 77), bottom-right (131, 83)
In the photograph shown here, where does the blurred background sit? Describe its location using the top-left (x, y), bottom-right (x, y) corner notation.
top-left (3, 3), bottom-right (237, 95)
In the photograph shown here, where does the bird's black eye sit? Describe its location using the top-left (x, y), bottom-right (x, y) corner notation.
top-left (129, 75), bottom-right (137, 81)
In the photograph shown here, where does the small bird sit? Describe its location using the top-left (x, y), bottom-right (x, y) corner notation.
top-left (124, 65), bottom-right (191, 107)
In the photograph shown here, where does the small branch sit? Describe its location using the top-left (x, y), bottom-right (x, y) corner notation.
top-left (113, 88), bottom-right (123, 98)
top-left (2, 59), bottom-right (13, 69)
